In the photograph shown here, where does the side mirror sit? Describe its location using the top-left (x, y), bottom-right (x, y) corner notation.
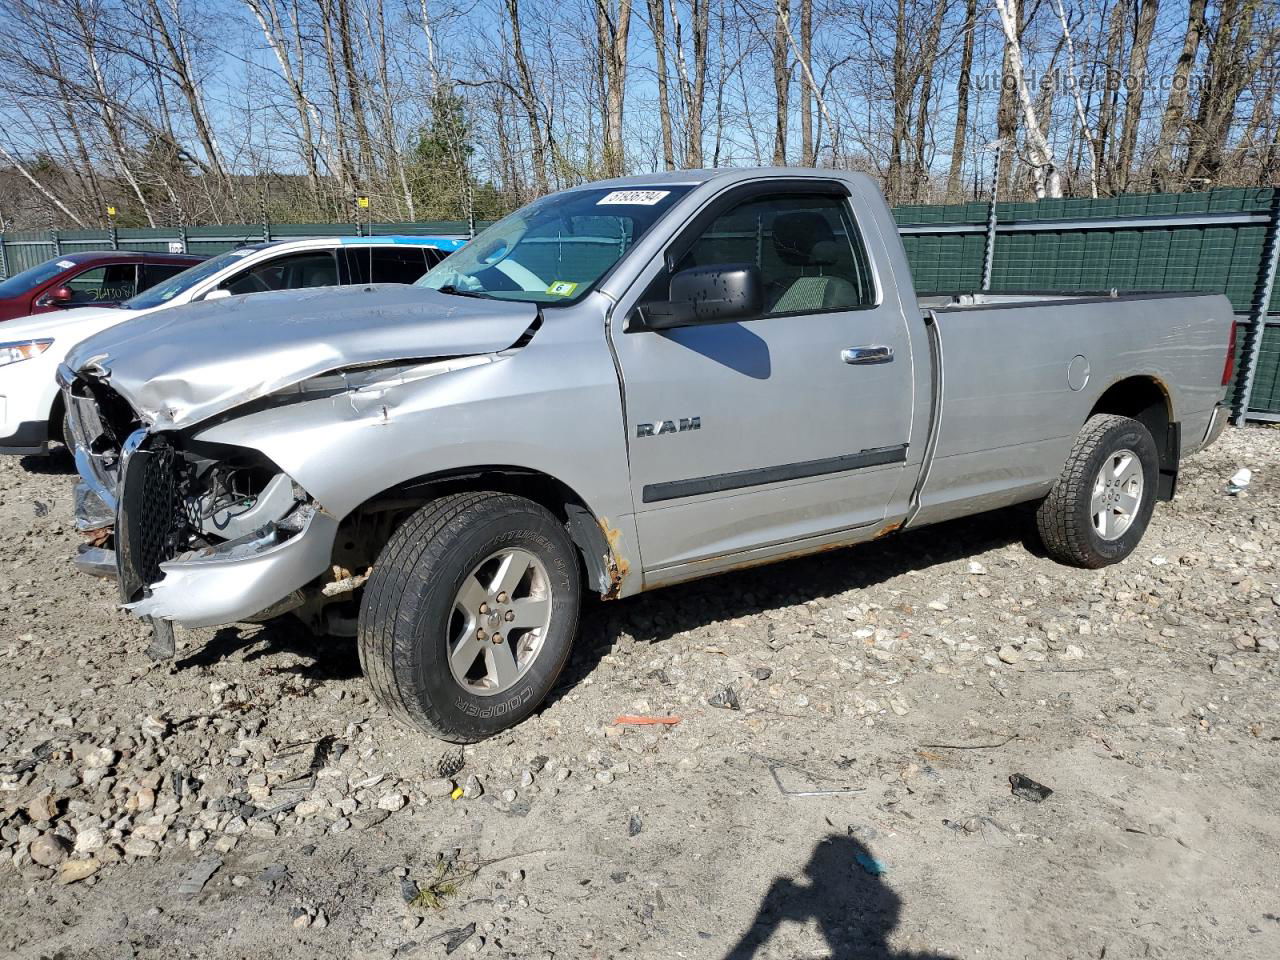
top-left (43, 285), bottom-right (75, 307)
top-left (631, 263), bottom-right (762, 331)
top-left (203, 288), bottom-right (232, 302)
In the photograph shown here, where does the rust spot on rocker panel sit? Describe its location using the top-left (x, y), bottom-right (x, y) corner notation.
top-left (873, 522), bottom-right (902, 540)
top-left (598, 519), bottom-right (630, 600)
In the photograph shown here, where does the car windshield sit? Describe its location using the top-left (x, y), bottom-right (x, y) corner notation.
top-left (122, 248), bottom-right (257, 309)
top-left (416, 186), bottom-right (691, 304)
top-left (0, 258), bottom-right (71, 298)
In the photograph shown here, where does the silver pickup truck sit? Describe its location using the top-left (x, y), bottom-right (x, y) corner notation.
top-left (60, 168), bottom-right (1234, 742)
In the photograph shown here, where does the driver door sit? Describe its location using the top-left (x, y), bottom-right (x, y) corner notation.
top-left (610, 182), bottom-right (915, 579)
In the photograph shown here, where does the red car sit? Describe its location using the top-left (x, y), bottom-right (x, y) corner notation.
top-left (0, 250), bottom-right (206, 323)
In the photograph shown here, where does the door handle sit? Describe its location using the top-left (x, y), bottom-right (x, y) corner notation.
top-left (841, 345), bottom-right (894, 365)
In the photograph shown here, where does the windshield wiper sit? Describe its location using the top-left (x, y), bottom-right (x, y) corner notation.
top-left (436, 284), bottom-right (491, 300)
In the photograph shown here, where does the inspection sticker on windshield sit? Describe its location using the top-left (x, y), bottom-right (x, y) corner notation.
top-left (597, 190), bottom-right (670, 206)
top-left (546, 281), bottom-right (579, 297)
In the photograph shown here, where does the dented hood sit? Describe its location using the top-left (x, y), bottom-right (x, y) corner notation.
top-left (65, 283), bottom-right (539, 429)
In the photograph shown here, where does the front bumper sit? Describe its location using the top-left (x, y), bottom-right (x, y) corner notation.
top-left (0, 350), bottom-right (64, 456)
top-left (122, 510), bottom-right (340, 628)
top-left (63, 368), bottom-right (340, 629)
top-left (0, 418), bottom-right (49, 456)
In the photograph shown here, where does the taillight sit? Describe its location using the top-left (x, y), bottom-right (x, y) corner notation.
top-left (1223, 321), bottom-right (1237, 386)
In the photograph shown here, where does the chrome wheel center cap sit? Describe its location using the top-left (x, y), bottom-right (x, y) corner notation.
top-left (485, 610), bottom-right (502, 630)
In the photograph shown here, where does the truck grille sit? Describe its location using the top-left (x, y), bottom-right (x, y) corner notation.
top-left (117, 437), bottom-right (193, 601)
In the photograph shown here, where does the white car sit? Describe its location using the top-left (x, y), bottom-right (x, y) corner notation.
top-left (0, 235), bottom-right (464, 456)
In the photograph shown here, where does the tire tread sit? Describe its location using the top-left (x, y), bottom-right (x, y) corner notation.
top-left (358, 491), bottom-right (572, 742)
top-left (1036, 413), bottom-right (1146, 569)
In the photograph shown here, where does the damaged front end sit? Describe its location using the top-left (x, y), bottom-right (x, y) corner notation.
top-left (61, 364), bottom-right (340, 632)
top-left (58, 285), bottom-right (553, 643)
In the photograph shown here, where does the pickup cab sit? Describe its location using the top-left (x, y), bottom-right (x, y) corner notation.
top-left (60, 169), bottom-right (1234, 742)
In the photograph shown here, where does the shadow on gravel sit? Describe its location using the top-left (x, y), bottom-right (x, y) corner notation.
top-left (551, 502), bottom-right (1039, 707)
top-left (724, 834), bottom-right (954, 960)
top-left (18, 445), bottom-right (75, 475)
top-left (176, 619), bottom-right (362, 681)
top-left (177, 501), bottom-right (1039, 704)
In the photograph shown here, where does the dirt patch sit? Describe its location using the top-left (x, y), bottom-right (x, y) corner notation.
top-left (1, 428), bottom-right (1278, 959)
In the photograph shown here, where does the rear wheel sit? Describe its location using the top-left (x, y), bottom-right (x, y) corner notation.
top-left (358, 491), bottom-right (580, 742)
top-left (1036, 414), bottom-right (1159, 568)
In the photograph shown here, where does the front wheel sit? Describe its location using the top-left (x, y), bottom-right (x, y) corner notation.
top-left (1036, 414), bottom-right (1159, 568)
top-left (358, 491), bottom-right (580, 742)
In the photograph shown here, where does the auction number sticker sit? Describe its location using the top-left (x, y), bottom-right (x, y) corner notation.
top-left (546, 280), bottom-right (579, 297)
top-left (597, 190), bottom-right (670, 206)
top-left (57, 260), bottom-right (76, 269)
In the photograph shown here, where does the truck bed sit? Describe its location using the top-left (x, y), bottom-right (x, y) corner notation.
top-left (905, 289), bottom-right (1232, 528)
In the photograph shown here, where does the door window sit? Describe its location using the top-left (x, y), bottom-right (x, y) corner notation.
top-left (221, 252), bottom-right (338, 295)
top-left (345, 247), bottom-right (434, 285)
top-left (140, 262), bottom-right (191, 290)
top-left (65, 264), bottom-right (138, 303)
top-left (655, 193), bottom-right (876, 317)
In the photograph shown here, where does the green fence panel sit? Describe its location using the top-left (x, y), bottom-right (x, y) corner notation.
top-left (1241, 323), bottom-right (1280, 415)
top-left (900, 233), bottom-right (986, 292)
top-left (1, 186), bottom-right (1277, 414)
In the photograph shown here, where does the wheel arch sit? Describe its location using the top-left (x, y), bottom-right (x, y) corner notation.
top-left (49, 391), bottom-right (66, 444)
top-left (339, 465), bottom-right (630, 599)
top-left (1088, 375), bottom-right (1179, 500)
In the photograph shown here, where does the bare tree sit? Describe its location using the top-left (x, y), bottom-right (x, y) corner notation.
top-left (596, 0), bottom-right (634, 177)
top-left (946, 0), bottom-right (978, 201)
top-left (646, 0), bottom-right (677, 168)
top-left (1115, 0), bottom-right (1159, 189)
top-left (1150, 0), bottom-right (1206, 189)
top-left (772, 0), bottom-right (790, 164)
top-left (992, 0), bottom-right (1063, 197)
top-left (503, 0), bottom-right (550, 192)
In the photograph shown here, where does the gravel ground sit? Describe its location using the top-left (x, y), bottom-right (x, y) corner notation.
top-left (1, 426), bottom-right (1278, 960)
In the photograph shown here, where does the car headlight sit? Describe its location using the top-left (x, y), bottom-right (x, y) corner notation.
top-left (0, 339), bottom-right (53, 367)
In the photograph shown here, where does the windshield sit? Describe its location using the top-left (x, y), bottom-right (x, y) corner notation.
top-left (122, 247), bottom-right (257, 309)
top-left (417, 186), bottom-right (691, 304)
top-left (0, 258), bottom-right (71, 298)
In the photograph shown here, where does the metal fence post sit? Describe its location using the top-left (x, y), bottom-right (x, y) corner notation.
top-left (981, 141), bottom-right (1003, 292)
top-left (1234, 190), bottom-right (1280, 424)
top-left (0, 202), bottom-right (6, 279)
top-left (48, 206), bottom-right (61, 258)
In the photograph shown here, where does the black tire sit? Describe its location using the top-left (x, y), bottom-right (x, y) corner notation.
top-left (1036, 413), bottom-right (1160, 568)
top-left (358, 491), bottom-right (580, 742)
top-left (61, 410), bottom-right (74, 451)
